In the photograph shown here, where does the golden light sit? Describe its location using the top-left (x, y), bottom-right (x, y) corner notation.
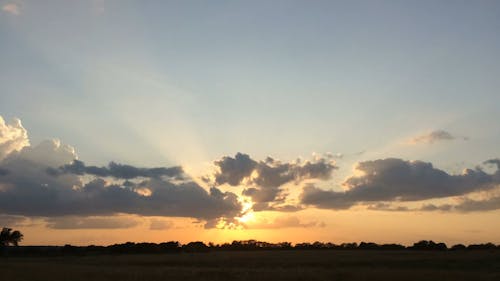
top-left (237, 211), bottom-right (255, 224)
top-left (236, 200), bottom-right (255, 224)
top-left (134, 187), bottom-right (152, 197)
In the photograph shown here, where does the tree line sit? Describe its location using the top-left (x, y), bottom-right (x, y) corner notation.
top-left (2, 228), bottom-right (499, 256)
top-left (3, 240), bottom-right (500, 257)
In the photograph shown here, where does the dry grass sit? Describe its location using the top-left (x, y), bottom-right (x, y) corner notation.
top-left (1, 250), bottom-right (499, 281)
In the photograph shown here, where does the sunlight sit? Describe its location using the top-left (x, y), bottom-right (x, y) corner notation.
top-left (237, 211), bottom-right (255, 224)
top-left (236, 200), bottom-right (255, 224)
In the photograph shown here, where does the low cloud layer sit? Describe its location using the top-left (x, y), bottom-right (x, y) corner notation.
top-left (368, 192), bottom-right (500, 213)
top-left (301, 158), bottom-right (500, 210)
top-left (149, 218), bottom-right (174, 230)
top-left (421, 194), bottom-right (500, 213)
top-left (46, 216), bottom-right (141, 229)
top-left (0, 214), bottom-right (30, 227)
top-left (0, 145), bottom-right (242, 222)
top-left (245, 216), bottom-right (325, 229)
top-left (211, 153), bottom-right (336, 209)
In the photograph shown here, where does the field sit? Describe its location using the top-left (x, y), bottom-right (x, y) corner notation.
top-left (1, 250), bottom-right (500, 281)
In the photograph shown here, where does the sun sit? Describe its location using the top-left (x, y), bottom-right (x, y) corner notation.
top-left (237, 211), bottom-right (255, 224)
top-left (236, 200), bottom-right (255, 223)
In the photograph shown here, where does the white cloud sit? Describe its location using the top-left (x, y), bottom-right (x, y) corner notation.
top-left (0, 116), bottom-right (29, 160)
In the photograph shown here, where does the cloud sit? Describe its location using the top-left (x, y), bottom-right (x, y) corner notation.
top-left (213, 153), bottom-right (257, 186)
top-left (45, 216), bottom-right (141, 229)
top-left (14, 139), bottom-right (76, 167)
top-left (212, 153), bottom-right (336, 206)
top-left (149, 218), bottom-right (174, 230)
top-left (0, 214), bottom-right (29, 227)
top-left (453, 195), bottom-right (500, 212)
top-left (245, 216), bottom-right (325, 229)
top-left (0, 116), bottom-right (29, 160)
top-left (0, 116), bottom-right (243, 228)
top-left (53, 159), bottom-right (184, 180)
top-left (419, 203), bottom-right (453, 212)
top-left (251, 202), bottom-right (303, 212)
top-left (367, 203), bottom-right (410, 212)
top-left (367, 187), bottom-right (500, 213)
top-left (408, 130), bottom-right (465, 144)
top-left (0, 162), bottom-right (242, 223)
top-left (301, 158), bottom-right (499, 210)
top-left (2, 3), bottom-right (20, 15)
top-left (420, 195), bottom-right (500, 213)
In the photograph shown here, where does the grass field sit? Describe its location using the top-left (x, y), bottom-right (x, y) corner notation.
top-left (1, 250), bottom-right (500, 281)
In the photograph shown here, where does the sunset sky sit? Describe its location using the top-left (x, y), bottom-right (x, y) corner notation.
top-left (1, 0), bottom-right (500, 246)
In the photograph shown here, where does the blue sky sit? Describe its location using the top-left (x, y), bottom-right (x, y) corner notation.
top-left (2, 0), bottom-right (499, 168)
top-left (1, 1), bottom-right (500, 245)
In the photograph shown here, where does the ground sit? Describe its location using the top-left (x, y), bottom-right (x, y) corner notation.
top-left (1, 250), bottom-right (499, 281)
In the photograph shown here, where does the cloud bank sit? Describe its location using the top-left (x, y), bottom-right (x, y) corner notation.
top-left (46, 216), bottom-right (141, 229)
top-left (1, 115), bottom-right (499, 230)
top-left (0, 116), bottom-right (242, 228)
top-left (301, 158), bottom-right (500, 210)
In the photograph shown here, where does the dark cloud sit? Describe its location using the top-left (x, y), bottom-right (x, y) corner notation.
top-left (45, 216), bottom-right (141, 229)
top-left (420, 195), bottom-right (500, 213)
top-left (485, 159), bottom-right (500, 169)
top-left (301, 158), bottom-right (499, 210)
top-left (0, 167), bottom-right (8, 176)
top-left (52, 160), bottom-right (184, 179)
top-left (214, 153), bottom-right (257, 186)
top-left (0, 175), bottom-right (242, 223)
top-left (212, 153), bottom-right (336, 204)
top-left (0, 140), bottom-right (243, 227)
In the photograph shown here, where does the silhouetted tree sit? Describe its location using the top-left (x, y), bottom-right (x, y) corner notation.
top-left (411, 240), bottom-right (447, 251)
top-left (183, 241), bottom-right (209, 252)
top-left (358, 242), bottom-right (379, 250)
top-left (450, 244), bottom-right (466, 251)
top-left (0, 227), bottom-right (23, 246)
top-left (340, 242), bottom-right (358, 249)
top-left (467, 243), bottom-right (496, 250)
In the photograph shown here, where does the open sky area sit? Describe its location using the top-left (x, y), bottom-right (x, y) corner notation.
top-left (1, 0), bottom-right (499, 246)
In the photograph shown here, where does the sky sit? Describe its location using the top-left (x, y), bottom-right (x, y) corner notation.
top-left (0, 0), bottom-right (499, 246)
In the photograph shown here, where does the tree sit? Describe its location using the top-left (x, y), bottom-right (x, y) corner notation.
top-left (0, 227), bottom-right (24, 246)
